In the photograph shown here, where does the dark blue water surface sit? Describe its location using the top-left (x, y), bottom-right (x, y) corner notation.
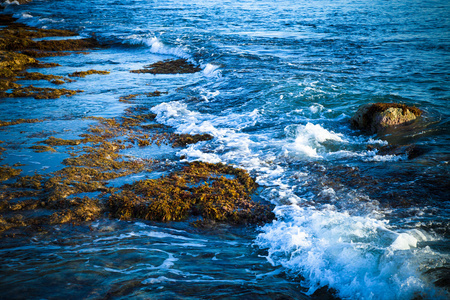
top-left (1, 0), bottom-right (449, 299)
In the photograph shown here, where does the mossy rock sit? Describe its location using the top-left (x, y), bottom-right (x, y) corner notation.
top-left (0, 50), bottom-right (37, 77)
top-left (351, 103), bottom-right (422, 133)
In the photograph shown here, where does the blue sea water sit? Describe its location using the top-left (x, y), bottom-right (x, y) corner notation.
top-left (0, 0), bottom-right (449, 299)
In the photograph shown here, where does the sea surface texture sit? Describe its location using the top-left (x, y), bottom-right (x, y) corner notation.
top-left (1, 0), bottom-right (449, 299)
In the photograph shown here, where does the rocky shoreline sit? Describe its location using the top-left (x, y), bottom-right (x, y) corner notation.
top-left (0, 13), bottom-right (274, 237)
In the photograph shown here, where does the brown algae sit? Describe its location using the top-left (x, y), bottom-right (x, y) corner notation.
top-left (0, 14), bottom-right (98, 100)
top-left (0, 118), bottom-right (44, 127)
top-left (40, 136), bottom-right (82, 146)
top-left (0, 165), bottom-right (22, 181)
top-left (29, 145), bottom-right (57, 153)
top-left (108, 161), bottom-right (273, 224)
top-left (68, 69), bottom-right (110, 78)
top-left (119, 91), bottom-right (168, 103)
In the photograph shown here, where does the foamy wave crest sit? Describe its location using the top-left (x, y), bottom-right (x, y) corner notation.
top-left (256, 205), bottom-right (447, 299)
top-left (151, 101), bottom-right (261, 137)
top-left (13, 12), bottom-right (33, 21)
top-left (11, 12), bottom-right (59, 27)
top-left (2, 0), bottom-right (20, 6)
top-left (151, 101), bottom-right (224, 136)
top-left (122, 35), bottom-right (189, 59)
top-left (285, 123), bottom-right (345, 158)
top-left (202, 64), bottom-right (222, 78)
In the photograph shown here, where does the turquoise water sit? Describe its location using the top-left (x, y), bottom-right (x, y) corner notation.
top-left (1, 0), bottom-right (449, 299)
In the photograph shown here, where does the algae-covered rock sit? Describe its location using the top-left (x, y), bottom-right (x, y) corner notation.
top-left (29, 145), bottom-right (57, 153)
top-left (0, 14), bottom-right (97, 99)
top-left (49, 197), bottom-right (102, 225)
top-left (41, 136), bottom-right (82, 146)
top-left (0, 166), bottom-right (21, 181)
top-left (0, 85), bottom-right (81, 99)
top-left (0, 50), bottom-right (37, 78)
top-left (108, 161), bottom-right (274, 225)
top-left (68, 69), bottom-right (110, 78)
top-left (351, 103), bottom-right (422, 133)
top-left (130, 59), bottom-right (201, 74)
top-left (0, 118), bottom-right (43, 127)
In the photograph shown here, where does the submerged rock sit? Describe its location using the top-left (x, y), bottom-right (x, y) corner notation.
top-left (367, 144), bottom-right (426, 159)
top-left (351, 103), bottom-right (422, 133)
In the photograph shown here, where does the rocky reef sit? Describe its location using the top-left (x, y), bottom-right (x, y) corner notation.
top-left (351, 102), bottom-right (422, 134)
top-left (0, 14), bottom-right (273, 237)
top-left (0, 107), bottom-right (273, 234)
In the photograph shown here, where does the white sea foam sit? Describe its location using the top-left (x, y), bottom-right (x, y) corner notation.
top-left (150, 100), bottom-right (447, 299)
top-left (284, 123), bottom-right (345, 158)
top-left (2, 0), bottom-right (20, 6)
top-left (122, 35), bottom-right (190, 59)
top-left (365, 153), bottom-right (407, 162)
top-left (13, 12), bottom-right (33, 20)
top-left (13, 12), bottom-right (38, 26)
top-left (93, 230), bottom-right (206, 243)
top-left (255, 205), bottom-right (446, 299)
top-left (202, 63), bottom-right (222, 78)
top-left (142, 276), bottom-right (176, 285)
top-left (178, 147), bottom-right (222, 163)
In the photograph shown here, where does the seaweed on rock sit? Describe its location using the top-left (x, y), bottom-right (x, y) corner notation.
top-left (108, 161), bottom-right (273, 224)
top-left (68, 69), bottom-right (110, 78)
top-left (0, 165), bottom-right (21, 181)
top-left (0, 85), bottom-right (81, 99)
top-left (0, 118), bottom-right (44, 127)
top-left (0, 14), bottom-right (97, 100)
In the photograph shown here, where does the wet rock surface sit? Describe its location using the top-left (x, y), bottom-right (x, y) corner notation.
top-left (351, 102), bottom-right (422, 133)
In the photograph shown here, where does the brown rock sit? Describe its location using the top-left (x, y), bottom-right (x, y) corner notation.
top-left (351, 103), bottom-right (422, 133)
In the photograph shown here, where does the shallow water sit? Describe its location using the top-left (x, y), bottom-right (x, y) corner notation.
top-left (1, 0), bottom-right (449, 299)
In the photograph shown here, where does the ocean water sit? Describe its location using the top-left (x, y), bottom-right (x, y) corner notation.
top-left (1, 0), bottom-right (449, 299)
